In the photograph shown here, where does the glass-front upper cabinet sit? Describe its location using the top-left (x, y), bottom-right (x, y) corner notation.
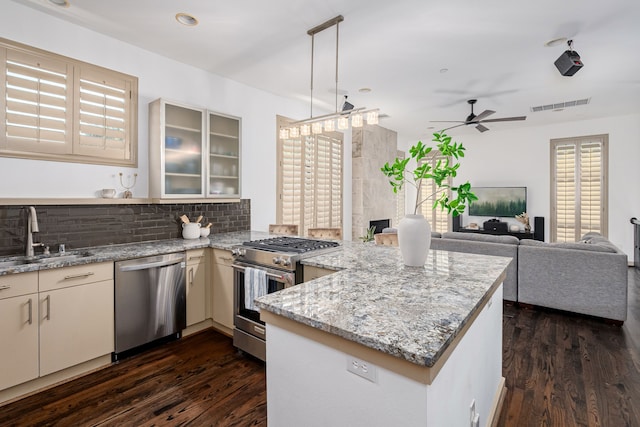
top-left (208, 112), bottom-right (240, 197)
top-left (163, 104), bottom-right (204, 196)
top-left (149, 99), bottom-right (241, 200)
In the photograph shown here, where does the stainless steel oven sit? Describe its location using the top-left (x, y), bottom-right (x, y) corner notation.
top-left (231, 236), bottom-right (339, 361)
top-left (232, 261), bottom-right (294, 361)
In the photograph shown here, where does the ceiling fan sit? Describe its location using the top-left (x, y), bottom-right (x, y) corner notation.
top-left (430, 99), bottom-right (526, 133)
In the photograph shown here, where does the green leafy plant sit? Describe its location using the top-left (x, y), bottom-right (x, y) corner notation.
top-left (381, 131), bottom-right (477, 216)
top-left (359, 225), bottom-right (376, 242)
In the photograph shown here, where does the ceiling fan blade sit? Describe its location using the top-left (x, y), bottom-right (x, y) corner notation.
top-left (480, 116), bottom-right (527, 123)
top-left (429, 120), bottom-right (466, 123)
top-left (475, 124), bottom-right (490, 133)
top-left (439, 123), bottom-right (467, 132)
top-left (474, 110), bottom-right (496, 121)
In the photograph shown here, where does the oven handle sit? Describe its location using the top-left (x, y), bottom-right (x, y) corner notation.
top-left (231, 264), bottom-right (294, 287)
top-left (232, 263), bottom-right (291, 282)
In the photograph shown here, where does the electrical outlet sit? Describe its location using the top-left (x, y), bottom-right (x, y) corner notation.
top-left (470, 399), bottom-right (476, 425)
top-left (346, 356), bottom-right (377, 383)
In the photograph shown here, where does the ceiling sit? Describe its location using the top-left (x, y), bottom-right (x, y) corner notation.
top-left (17, 0), bottom-right (640, 142)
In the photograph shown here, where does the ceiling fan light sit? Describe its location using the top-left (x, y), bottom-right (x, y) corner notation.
top-left (289, 127), bottom-right (300, 138)
top-left (324, 119), bottom-right (336, 132)
top-left (366, 111), bottom-right (379, 125)
top-left (337, 116), bottom-right (349, 130)
top-left (351, 113), bottom-right (363, 128)
top-left (300, 124), bottom-right (311, 136)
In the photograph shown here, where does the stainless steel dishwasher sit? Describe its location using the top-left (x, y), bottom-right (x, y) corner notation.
top-left (114, 252), bottom-right (186, 359)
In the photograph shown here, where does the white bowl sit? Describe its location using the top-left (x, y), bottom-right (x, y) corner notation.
top-left (200, 228), bottom-right (210, 238)
top-left (101, 188), bottom-right (116, 198)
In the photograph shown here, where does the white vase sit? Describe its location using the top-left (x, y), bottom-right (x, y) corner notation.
top-left (397, 214), bottom-right (431, 267)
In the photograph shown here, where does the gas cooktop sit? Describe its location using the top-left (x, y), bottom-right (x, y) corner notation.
top-left (242, 236), bottom-right (339, 254)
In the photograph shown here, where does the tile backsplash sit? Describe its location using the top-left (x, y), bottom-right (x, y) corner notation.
top-left (0, 200), bottom-right (250, 257)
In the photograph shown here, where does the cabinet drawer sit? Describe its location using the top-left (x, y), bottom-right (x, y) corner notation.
top-left (186, 248), bottom-right (207, 265)
top-left (39, 262), bottom-right (114, 292)
top-left (0, 272), bottom-right (38, 299)
top-left (212, 249), bottom-right (234, 266)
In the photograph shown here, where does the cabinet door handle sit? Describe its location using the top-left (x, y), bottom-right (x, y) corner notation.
top-left (0, 284), bottom-right (10, 291)
top-left (64, 272), bottom-right (95, 280)
top-left (27, 298), bottom-right (33, 325)
top-left (188, 255), bottom-right (205, 260)
top-left (189, 267), bottom-right (194, 285)
top-left (44, 295), bottom-right (51, 320)
top-left (220, 257), bottom-right (233, 262)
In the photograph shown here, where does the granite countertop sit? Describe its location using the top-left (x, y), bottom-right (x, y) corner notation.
top-left (0, 230), bottom-right (271, 276)
top-left (256, 240), bottom-right (512, 367)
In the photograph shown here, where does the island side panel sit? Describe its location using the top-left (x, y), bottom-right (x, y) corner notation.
top-left (264, 284), bottom-right (504, 427)
top-left (426, 283), bottom-right (504, 427)
top-left (265, 323), bottom-right (429, 427)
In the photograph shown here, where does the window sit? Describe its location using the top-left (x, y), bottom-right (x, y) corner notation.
top-left (550, 134), bottom-right (608, 242)
top-left (418, 151), bottom-right (452, 233)
top-left (276, 116), bottom-right (343, 236)
top-left (0, 37), bottom-right (137, 166)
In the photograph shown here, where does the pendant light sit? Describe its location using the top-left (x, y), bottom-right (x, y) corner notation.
top-left (284, 16), bottom-right (379, 136)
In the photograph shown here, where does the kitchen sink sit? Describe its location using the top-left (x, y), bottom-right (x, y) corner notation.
top-left (33, 252), bottom-right (94, 264)
top-left (0, 259), bottom-right (32, 268)
top-left (0, 252), bottom-right (94, 268)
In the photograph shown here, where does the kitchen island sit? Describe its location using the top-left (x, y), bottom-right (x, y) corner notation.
top-left (256, 241), bottom-right (512, 427)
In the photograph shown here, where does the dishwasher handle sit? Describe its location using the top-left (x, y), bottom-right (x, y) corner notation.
top-left (118, 258), bottom-right (185, 272)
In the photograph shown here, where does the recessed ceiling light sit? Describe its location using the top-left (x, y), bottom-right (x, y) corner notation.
top-left (544, 37), bottom-right (567, 47)
top-left (176, 13), bottom-right (198, 27)
top-left (439, 68), bottom-right (449, 73)
top-left (358, 88), bottom-right (372, 93)
top-left (48, 0), bottom-right (69, 7)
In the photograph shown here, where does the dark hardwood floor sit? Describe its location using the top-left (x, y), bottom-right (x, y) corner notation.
top-left (1, 268), bottom-right (639, 426)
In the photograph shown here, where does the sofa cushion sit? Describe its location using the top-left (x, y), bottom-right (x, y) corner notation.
top-left (431, 231), bottom-right (442, 239)
top-left (519, 239), bottom-right (617, 253)
top-left (441, 232), bottom-right (519, 245)
top-left (580, 231), bottom-right (602, 241)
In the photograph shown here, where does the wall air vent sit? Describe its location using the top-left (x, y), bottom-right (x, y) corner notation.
top-left (530, 98), bottom-right (590, 112)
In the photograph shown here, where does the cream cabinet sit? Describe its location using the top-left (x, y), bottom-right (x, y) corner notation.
top-left (186, 249), bottom-right (207, 326)
top-left (212, 249), bottom-right (235, 332)
top-left (149, 98), bottom-right (241, 200)
top-left (38, 262), bottom-right (114, 377)
top-left (0, 264), bottom-right (114, 392)
top-left (0, 272), bottom-right (39, 390)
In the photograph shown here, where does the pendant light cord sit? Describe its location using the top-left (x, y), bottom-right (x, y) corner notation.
top-left (335, 20), bottom-right (339, 114)
top-left (310, 33), bottom-right (315, 118)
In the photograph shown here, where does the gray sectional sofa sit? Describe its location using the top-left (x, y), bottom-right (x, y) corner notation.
top-left (430, 231), bottom-right (628, 323)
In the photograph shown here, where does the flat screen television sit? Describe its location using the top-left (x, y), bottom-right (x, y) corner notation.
top-left (468, 187), bottom-right (527, 217)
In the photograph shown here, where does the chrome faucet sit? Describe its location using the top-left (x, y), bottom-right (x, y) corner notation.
top-left (25, 206), bottom-right (44, 257)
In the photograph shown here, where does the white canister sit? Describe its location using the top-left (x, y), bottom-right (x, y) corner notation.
top-left (182, 223), bottom-right (201, 239)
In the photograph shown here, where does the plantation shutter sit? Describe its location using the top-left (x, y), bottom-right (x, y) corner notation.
top-left (419, 151), bottom-right (452, 233)
top-left (0, 37), bottom-right (137, 166)
top-left (2, 47), bottom-right (72, 154)
top-left (277, 116), bottom-right (343, 237)
top-left (75, 65), bottom-right (133, 161)
top-left (551, 135), bottom-right (607, 242)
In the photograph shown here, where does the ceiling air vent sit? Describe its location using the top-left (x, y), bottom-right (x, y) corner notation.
top-left (530, 98), bottom-right (590, 112)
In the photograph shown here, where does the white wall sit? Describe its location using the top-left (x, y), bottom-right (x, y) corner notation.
top-left (0, 2), bottom-right (310, 233)
top-left (398, 114), bottom-right (640, 257)
top-left (456, 114), bottom-right (640, 256)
